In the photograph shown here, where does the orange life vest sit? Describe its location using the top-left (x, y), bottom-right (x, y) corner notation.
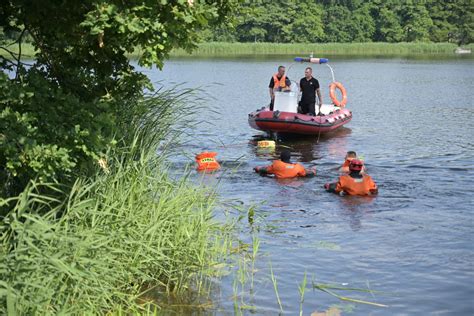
top-left (339, 159), bottom-right (352, 173)
top-left (196, 152), bottom-right (220, 171)
top-left (273, 74), bottom-right (288, 90)
top-left (265, 160), bottom-right (307, 179)
top-left (342, 159), bottom-right (351, 168)
top-left (335, 174), bottom-right (377, 196)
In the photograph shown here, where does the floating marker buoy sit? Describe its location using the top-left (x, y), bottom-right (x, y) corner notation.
top-left (257, 140), bottom-right (276, 148)
top-left (196, 152), bottom-right (220, 171)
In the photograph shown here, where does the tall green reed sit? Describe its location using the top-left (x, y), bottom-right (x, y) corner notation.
top-left (169, 42), bottom-right (472, 57)
top-left (269, 262), bottom-right (283, 313)
top-left (298, 271), bottom-right (308, 316)
top-left (4, 42), bottom-right (473, 61)
top-left (0, 86), bottom-right (231, 314)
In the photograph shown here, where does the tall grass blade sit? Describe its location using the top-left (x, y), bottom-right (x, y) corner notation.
top-left (269, 262), bottom-right (283, 313)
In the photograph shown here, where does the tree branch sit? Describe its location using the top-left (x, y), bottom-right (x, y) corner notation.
top-left (16, 28), bottom-right (27, 80)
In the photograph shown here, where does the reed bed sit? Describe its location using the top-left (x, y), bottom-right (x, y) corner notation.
top-left (0, 148), bottom-right (231, 314)
top-left (3, 42), bottom-right (473, 61)
top-left (170, 42), bottom-right (474, 57)
top-left (0, 86), bottom-right (231, 314)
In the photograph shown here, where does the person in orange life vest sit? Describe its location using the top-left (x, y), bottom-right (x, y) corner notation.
top-left (269, 65), bottom-right (291, 111)
top-left (339, 151), bottom-right (366, 174)
top-left (254, 150), bottom-right (316, 179)
top-left (325, 159), bottom-right (377, 196)
top-left (339, 151), bottom-right (357, 173)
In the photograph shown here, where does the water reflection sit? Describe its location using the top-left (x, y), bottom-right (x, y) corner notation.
top-left (323, 127), bottom-right (352, 158)
top-left (337, 195), bottom-right (377, 231)
top-left (274, 177), bottom-right (307, 188)
top-left (250, 127), bottom-right (352, 164)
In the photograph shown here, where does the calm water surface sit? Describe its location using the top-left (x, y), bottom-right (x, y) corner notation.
top-left (140, 56), bottom-right (473, 315)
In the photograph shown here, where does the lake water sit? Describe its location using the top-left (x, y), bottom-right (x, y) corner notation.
top-left (140, 56), bottom-right (474, 315)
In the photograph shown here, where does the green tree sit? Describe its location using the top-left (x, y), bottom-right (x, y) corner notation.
top-left (282, 3), bottom-right (325, 43)
top-left (351, 3), bottom-right (376, 42)
top-left (234, 4), bottom-right (269, 42)
top-left (0, 0), bottom-right (235, 197)
top-left (319, 0), bottom-right (364, 11)
top-left (450, 0), bottom-right (474, 45)
top-left (375, 6), bottom-right (404, 42)
top-left (400, 3), bottom-right (434, 42)
top-left (193, 0), bottom-right (473, 44)
top-left (323, 5), bottom-right (353, 42)
top-left (260, 4), bottom-right (293, 43)
top-left (426, 0), bottom-right (456, 42)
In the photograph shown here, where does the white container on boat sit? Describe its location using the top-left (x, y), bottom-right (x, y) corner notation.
top-left (274, 91), bottom-right (298, 112)
top-left (319, 103), bottom-right (336, 115)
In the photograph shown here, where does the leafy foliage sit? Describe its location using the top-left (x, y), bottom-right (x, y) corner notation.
top-left (201, 0), bottom-right (473, 44)
top-left (0, 70), bottom-right (230, 314)
top-left (374, 6), bottom-right (404, 42)
top-left (0, 70), bottom-right (117, 197)
top-left (0, 0), bottom-right (235, 198)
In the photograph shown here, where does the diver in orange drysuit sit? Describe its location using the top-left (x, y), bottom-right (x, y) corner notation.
top-left (325, 159), bottom-right (377, 196)
top-left (339, 151), bottom-right (356, 173)
top-left (339, 150), bottom-right (366, 174)
top-left (254, 150), bottom-right (316, 179)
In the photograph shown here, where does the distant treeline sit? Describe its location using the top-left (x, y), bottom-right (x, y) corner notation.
top-left (201, 0), bottom-right (473, 45)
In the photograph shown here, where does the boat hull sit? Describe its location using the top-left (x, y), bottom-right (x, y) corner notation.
top-left (248, 107), bottom-right (352, 135)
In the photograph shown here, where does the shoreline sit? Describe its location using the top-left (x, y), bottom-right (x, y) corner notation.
top-left (2, 42), bottom-right (472, 60)
top-left (169, 42), bottom-right (473, 57)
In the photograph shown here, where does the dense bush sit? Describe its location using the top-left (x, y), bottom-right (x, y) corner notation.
top-left (0, 1), bottom-right (236, 313)
top-left (0, 0), bottom-right (235, 199)
top-left (201, 0), bottom-right (474, 45)
top-left (0, 70), bottom-right (117, 197)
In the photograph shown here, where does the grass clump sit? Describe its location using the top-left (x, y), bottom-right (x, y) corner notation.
top-left (0, 86), bottom-right (230, 314)
top-left (0, 147), bottom-right (226, 314)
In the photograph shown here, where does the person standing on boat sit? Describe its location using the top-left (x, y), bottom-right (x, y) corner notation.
top-left (269, 65), bottom-right (291, 111)
top-left (299, 67), bottom-right (322, 116)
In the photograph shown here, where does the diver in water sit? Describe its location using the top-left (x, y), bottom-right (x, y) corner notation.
top-left (339, 151), bottom-right (366, 174)
top-left (325, 159), bottom-right (377, 196)
top-left (254, 150), bottom-right (316, 179)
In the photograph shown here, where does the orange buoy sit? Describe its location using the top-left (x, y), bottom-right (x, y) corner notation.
top-left (196, 152), bottom-right (220, 171)
top-left (329, 82), bottom-right (347, 107)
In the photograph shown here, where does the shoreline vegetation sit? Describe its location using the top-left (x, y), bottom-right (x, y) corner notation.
top-left (4, 42), bottom-right (473, 60)
top-left (1, 149), bottom-right (231, 314)
top-left (169, 42), bottom-right (474, 57)
top-left (0, 87), bottom-right (233, 314)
